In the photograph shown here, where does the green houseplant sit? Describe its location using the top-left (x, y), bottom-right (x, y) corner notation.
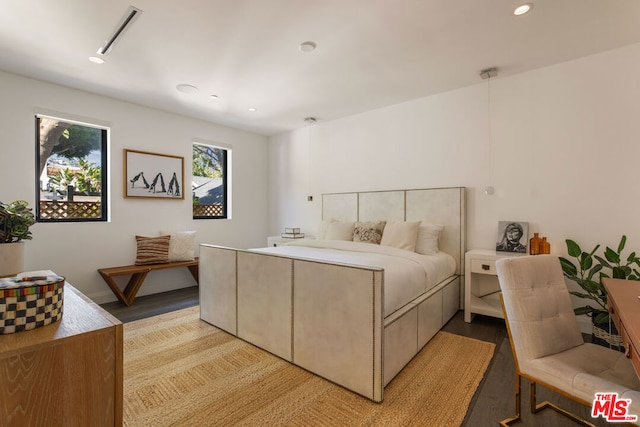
top-left (0, 200), bottom-right (35, 276)
top-left (0, 200), bottom-right (36, 243)
top-left (559, 235), bottom-right (640, 350)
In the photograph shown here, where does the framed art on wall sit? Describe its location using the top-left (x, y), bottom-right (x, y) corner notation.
top-left (124, 149), bottom-right (184, 199)
top-left (496, 221), bottom-right (528, 253)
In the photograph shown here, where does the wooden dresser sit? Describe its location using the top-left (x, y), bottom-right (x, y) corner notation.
top-left (603, 277), bottom-right (640, 378)
top-left (0, 283), bottom-right (123, 426)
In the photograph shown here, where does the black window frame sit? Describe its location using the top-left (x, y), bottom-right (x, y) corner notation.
top-left (192, 143), bottom-right (228, 220)
top-left (35, 115), bottom-right (109, 223)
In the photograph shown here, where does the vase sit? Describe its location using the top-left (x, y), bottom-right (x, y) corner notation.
top-left (529, 233), bottom-right (541, 255)
top-left (0, 242), bottom-right (25, 277)
top-left (540, 237), bottom-right (550, 254)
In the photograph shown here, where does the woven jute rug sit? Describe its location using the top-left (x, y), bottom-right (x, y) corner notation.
top-left (123, 306), bottom-right (495, 427)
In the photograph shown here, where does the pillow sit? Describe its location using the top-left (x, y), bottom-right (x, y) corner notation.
top-left (135, 235), bottom-right (170, 265)
top-left (317, 219), bottom-right (335, 240)
top-left (380, 221), bottom-right (420, 251)
top-left (353, 221), bottom-right (386, 244)
top-left (161, 230), bottom-right (196, 262)
top-left (415, 223), bottom-right (444, 255)
top-left (325, 221), bottom-right (355, 241)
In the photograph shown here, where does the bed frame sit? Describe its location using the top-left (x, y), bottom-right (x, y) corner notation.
top-left (199, 187), bottom-right (465, 402)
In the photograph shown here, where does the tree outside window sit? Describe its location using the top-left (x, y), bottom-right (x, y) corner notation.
top-left (36, 115), bottom-right (108, 221)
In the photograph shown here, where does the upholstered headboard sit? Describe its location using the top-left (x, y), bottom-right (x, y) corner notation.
top-left (322, 187), bottom-right (466, 275)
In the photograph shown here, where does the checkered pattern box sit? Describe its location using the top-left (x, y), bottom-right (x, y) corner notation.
top-left (0, 275), bottom-right (64, 334)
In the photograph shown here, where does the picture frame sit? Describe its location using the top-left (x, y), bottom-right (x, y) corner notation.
top-left (496, 221), bottom-right (528, 253)
top-left (123, 149), bottom-right (184, 199)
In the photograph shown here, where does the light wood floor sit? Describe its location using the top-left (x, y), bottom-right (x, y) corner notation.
top-left (101, 287), bottom-right (622, 427)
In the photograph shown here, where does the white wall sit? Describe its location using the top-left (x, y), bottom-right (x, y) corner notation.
top-left (0, 71), bottom-right (269, 303)
top-left (268, 42), bottom-right (640, 332)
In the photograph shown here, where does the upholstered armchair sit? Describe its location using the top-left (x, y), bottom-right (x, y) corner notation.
top-left (496, 255), bottom-right (640, 426)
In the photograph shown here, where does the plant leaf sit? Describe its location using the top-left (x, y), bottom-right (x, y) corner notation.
top-left (604, 247), bottom-right (620, 264)
top-left (618, 235), bottom-right (627, 253)
top-left (566, 239), bottom-right (582, 257)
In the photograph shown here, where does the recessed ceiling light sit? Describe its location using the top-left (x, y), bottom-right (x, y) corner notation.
top-left (514, 3), bottom-right (533, 16)
top-left (304, 117), bottom-right (317, 124)
top-left (299, 41), bottom-right (316, 52)
top-left (248, 107), bottom-right (257, 112)
top-left (176, 84), bottom-right (199, 94)
top-left (89, 56), bottom-right (105, 64)
top-left (210, 94), bottom-right (219, 99)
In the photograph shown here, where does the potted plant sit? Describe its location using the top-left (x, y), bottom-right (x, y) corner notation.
top-left (0, 200), bottom-right (36, 276)
top-left (559, 235), bottom-right (640, 351)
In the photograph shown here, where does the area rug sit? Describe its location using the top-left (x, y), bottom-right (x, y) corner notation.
top-left (123, 306), bottom-right (495, 427)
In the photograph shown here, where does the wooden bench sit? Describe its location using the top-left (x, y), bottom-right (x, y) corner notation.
top-left (98, 258), bottom-right (198, 306)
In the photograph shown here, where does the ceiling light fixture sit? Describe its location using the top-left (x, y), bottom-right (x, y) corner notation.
top-left (97, 6), bottom-right (142, 56)
top-left (304, 117), bottom-right (317, 124)
top-left (176, 84), bottom-right (199, 94)
top-left (513, 3), bottom-right (533, 16)
top-left (210, 94), bottom-right (219, 99)
top-left (248, 107), bottom-right (257, 112)
top-left (299, 41), bottom-right (316, 52)
top-left (88, 56), bottom-right (105, 64)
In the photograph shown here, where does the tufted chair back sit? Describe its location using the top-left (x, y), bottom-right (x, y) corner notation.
top-left (496, 255), bottom-right (584, 363)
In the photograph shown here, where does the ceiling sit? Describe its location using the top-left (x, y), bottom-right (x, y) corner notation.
top-left (2, 1), bottom-right (640, 136)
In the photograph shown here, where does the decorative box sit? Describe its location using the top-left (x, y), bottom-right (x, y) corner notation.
top-left (0, 274), bottom-right (65, 334)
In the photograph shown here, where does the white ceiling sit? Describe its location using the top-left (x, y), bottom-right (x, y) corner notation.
top-left (2, 1), bottom-right (640, 136)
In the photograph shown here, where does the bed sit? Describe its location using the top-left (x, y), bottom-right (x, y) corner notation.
top-left (199, 187), bottom-right (465, 402)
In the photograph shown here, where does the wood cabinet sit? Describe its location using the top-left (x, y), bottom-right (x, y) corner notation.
top-left (0, 283), bottom-right (123, 426)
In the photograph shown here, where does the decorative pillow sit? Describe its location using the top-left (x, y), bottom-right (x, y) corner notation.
top-left (325, 221), bottom-right (355, 241)
top-left (415, 223), bottom-right (444, 255)
top-left (353, 221), bottom-right (386, 244)
top-left (160, 230), bottom-right (196, 262)
top-left (135, 235), bottom-right (170, 265)
top-left (380, 221), bottom-right (420, 251)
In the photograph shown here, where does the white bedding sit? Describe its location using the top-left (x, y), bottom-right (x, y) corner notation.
top-left (252, 239), bottom-right (456, 317)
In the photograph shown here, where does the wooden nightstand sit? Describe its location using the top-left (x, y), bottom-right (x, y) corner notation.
top-left (464, 249), bottom-right (525, 323)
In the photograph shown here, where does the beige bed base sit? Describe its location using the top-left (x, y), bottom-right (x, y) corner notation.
top-left (199, 187), bottom-right (465, 402)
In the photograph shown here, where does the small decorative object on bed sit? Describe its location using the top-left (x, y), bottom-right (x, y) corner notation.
top-left (124, 149), bottom-right (184, 199)
top-left (199, 187), bottom-right (465, 402)
top-left (0, 273), bottom-right (65, 334)
top-left (496, 221), bottom-right (528, 253)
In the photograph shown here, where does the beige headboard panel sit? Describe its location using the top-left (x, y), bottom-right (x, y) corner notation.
top-left (322, 187), bottom-right (466, 275)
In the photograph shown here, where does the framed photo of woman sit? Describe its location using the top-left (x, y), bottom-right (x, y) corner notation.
top-left (496, 221), bottom-right (528, 253)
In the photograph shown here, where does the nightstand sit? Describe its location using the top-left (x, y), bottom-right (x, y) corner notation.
top-left (464, 249), bottom-right (526, 323)
top-left (267, 236), bottom-right (313, 247)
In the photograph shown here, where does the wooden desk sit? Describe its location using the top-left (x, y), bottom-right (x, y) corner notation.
top-left (0, 283), bottom-right (123, 426)
top-left (603, 278), bottom-right (640, 378)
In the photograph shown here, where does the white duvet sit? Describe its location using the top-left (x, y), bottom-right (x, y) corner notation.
top-left (252, 240), bottom-right (456, 317)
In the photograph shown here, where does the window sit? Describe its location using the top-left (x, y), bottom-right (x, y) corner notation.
top-left (35, 114), bottom-right (108, 222)
top-left (192, 142), bottom-right (228, 219)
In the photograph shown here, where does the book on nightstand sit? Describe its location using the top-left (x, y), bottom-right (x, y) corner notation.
top-left (284, 227), bottom-right (301, 234)
top-left (281, 232), bottom-right (305, 238)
